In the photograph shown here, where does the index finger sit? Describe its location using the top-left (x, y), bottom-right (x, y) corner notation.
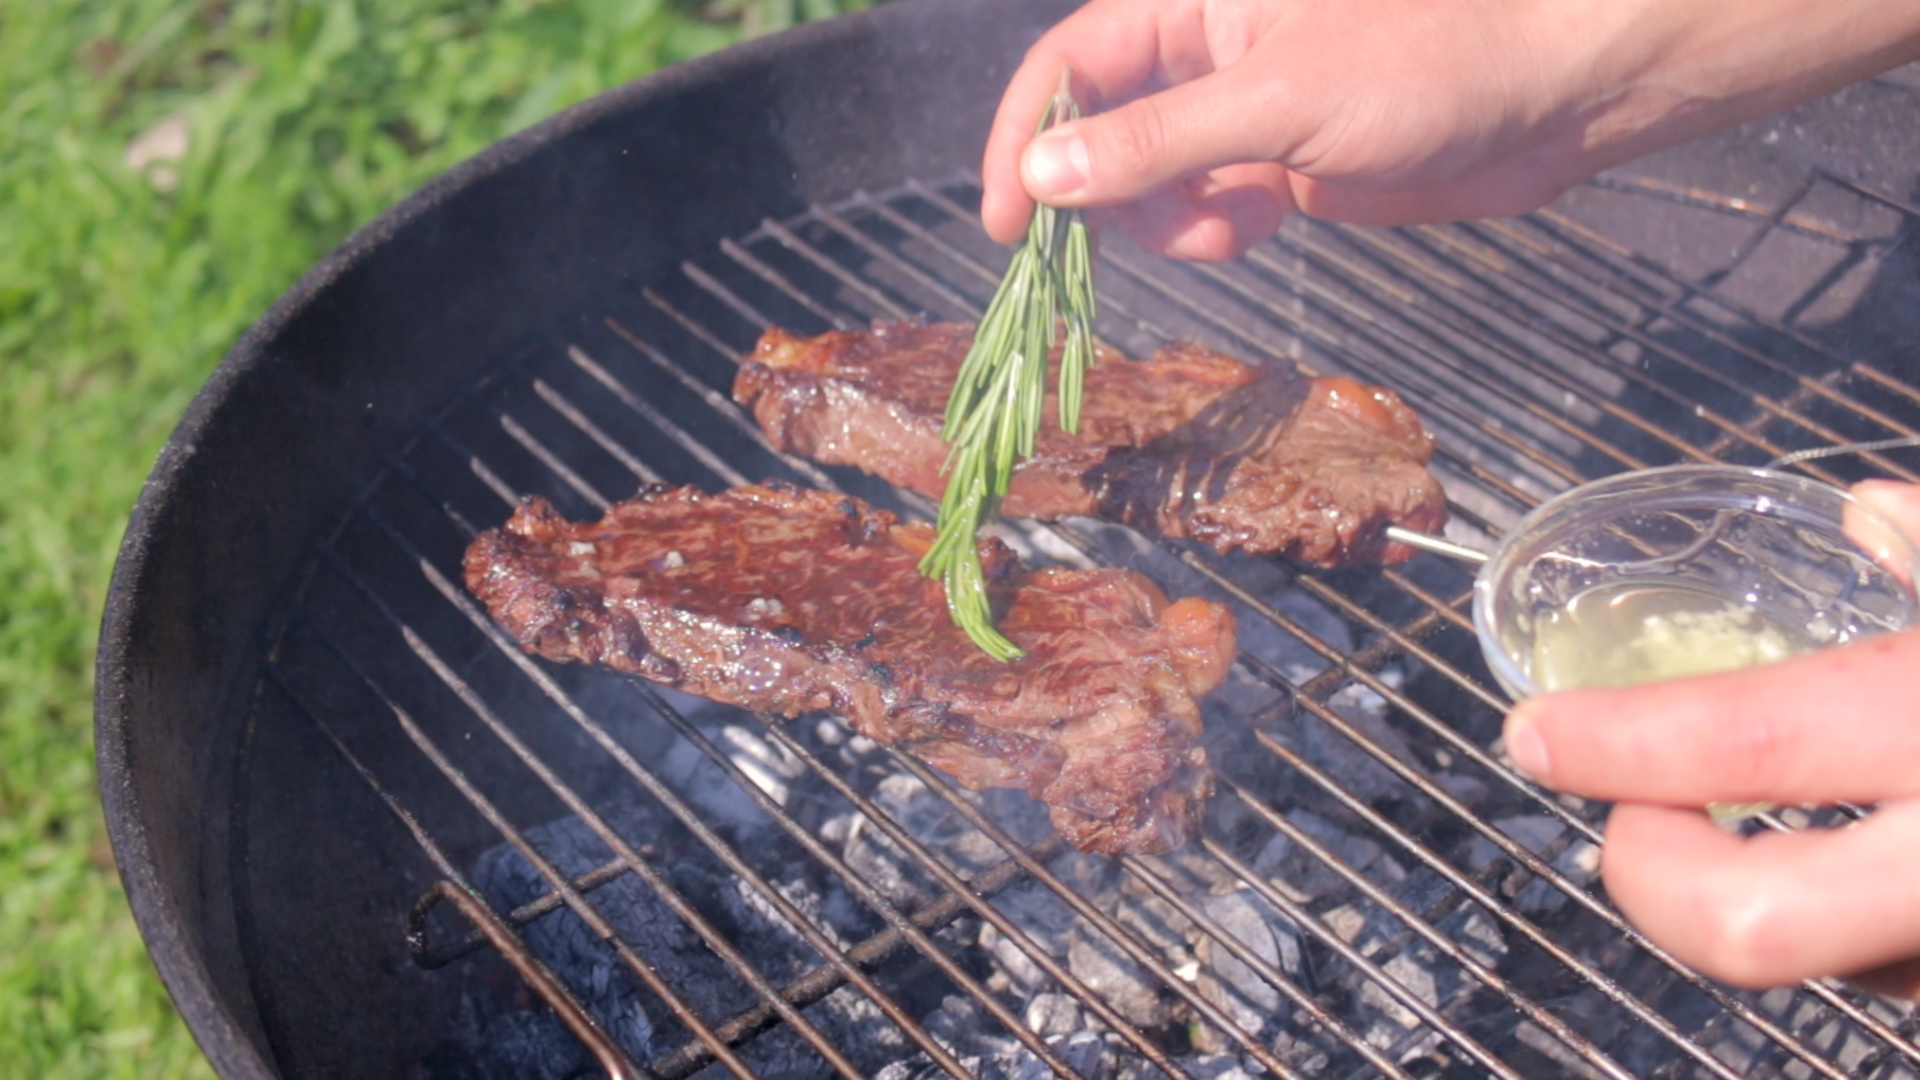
top-left (980, 0), bottom-right (1217, 242)
top-left (1504, 628), bottom-right (1920, 806)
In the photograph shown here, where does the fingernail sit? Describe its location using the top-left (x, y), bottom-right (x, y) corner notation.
top-left (1024, 132), bottom-right (1090, 198)
top-left (1504, 708), bottom-right (1552, 780)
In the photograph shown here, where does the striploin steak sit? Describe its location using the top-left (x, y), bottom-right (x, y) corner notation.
top-left (464, 481), bottom-right (1237, 855)
top-left (735, 321), bottom-right (1448, 566)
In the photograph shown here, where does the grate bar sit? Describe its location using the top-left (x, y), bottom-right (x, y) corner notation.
top-left (1497, 212), bottom-right (1920, 480)
top-left (304, 619), bottom-right (763, 1079)
top-left (318, 550), bottom-right (866, 1080)
top-left (424, 882), bottom-right (647, 1080)
top-left (292, 172), bottom-right (1920, 1080)
top-left (499, 412), bottom-right (613, 511)
top-left (1192, 829), bottom-right (1635, 1080)
top-left (529, 374), bottom-right (665, 485)
top-left (1265, 229), bottom-right (1809, 473)
top-left (762, 717), bottom-right (1323, 1080)
top-left (402, 393), bottom-right (1105, 1080)
top-left (646, 836), bottom-right (1061, 1080)
top-left (563, 344), bottom-right (752, 489)
top-left (361, 482), bottom-right (1012, 1080)
top-left (742, 713), bottom-right (1209, 1080)
top-left (1249, 721), bottom-right (1864, 1080)
top-left (704, 180), bottom-right (1920, 1076)
top-left (266, 671), bottom-right (650, 1078)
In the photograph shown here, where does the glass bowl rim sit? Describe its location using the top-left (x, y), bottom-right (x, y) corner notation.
top-left (1470, 463), bottom-right (1920, 700)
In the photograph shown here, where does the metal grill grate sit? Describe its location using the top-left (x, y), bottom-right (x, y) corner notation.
top-left (263, 171), bottom-right (1920, 1080)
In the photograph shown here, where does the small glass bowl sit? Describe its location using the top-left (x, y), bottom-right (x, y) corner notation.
top-left (1473, 465), bottom-right (1920, 701)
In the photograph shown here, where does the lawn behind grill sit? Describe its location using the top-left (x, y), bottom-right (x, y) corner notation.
top-left (0, 2), bottom-right (868, 1075)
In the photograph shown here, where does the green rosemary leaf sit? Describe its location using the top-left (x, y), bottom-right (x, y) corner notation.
top-left (917, 67), bottom-right (1098, 660)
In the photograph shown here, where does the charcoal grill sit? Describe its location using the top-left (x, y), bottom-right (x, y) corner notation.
top-left (96, 2), bottom-right (1920, 1077)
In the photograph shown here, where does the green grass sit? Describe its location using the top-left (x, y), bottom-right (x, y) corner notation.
top-left (0, 1), bottom-right (867, 1074)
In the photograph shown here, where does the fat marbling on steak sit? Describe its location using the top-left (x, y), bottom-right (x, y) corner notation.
top-left (464, 481), bottom-right (1237, 855)
top-left (734, 321), bottom-right (1448, 566)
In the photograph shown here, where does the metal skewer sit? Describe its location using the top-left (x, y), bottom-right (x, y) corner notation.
top-left (1384, 526), bottom-right (1489, 565)
top-left (1384, 434), bottom-right (1920, 568)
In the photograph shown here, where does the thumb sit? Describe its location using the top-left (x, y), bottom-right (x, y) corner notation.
top-left (1021, 67), bottom-right (1300, 208)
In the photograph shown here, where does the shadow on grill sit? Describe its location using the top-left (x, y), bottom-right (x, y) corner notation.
top-left (255, 166), bottom-right (1920, 1080)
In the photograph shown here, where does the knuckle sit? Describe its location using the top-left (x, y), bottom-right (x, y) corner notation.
top-left (1096, 104), bottom-right (1172, 185)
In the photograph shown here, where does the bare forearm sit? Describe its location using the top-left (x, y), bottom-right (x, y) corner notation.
top-left (1561, 0), bottom-right (1920, 170)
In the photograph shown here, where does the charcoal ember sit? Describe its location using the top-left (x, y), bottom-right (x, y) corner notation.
top-left (1467, 815), bottom-right (1577, 913)
top-left (1192, 889), bottom-right (1302, 1044)
top-left (1068, 923), bottom-right (1174, 1029)
top-left (1297, 676), bottom-right (1427, 804)
top-left (1174, 1053), bottom-right (1257, 1080)
top-left (839, 810), bottom-right (938, 909)
top-left (1059, 1031), bottom-right (1115, 1080)
top-left (870, 773), bottom-right (1012, 874)
top-left (1251, 809), bottom-right (1406, 903)
top-left (451, 802), bottom-right (904, 1080)
top-left (978, 882), bottom-right (1076, 995)
top-left (984, 1029), bottom-right (1118, 1080)
top-left (1354, 950), bottom-right (1442, 1054)
top-left (1435, 903), bottom-right (1508, 969)
top-left (924, 994), bottom-right (1021, 1063)
top-left (1022, 993), bottom-right (1084, 1039)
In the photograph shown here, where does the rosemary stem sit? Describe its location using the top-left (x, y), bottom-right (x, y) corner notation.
top-left (919, 67), bottom-right (1097, 660)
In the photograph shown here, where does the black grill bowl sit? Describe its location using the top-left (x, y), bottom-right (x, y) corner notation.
top-left (95, 4), bottom-right (1070, 1075)
top-left (97, 2), bottom-right (1920, 1077)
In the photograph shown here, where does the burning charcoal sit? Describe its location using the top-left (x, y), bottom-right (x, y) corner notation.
top-left (1068, 924), bottom-right (1173, 1029)
top-left (1297, 678), bottom-right (1426, 804)
top-left (458, 801), bottom-right (918, 1080)
top-left (979, 882), bottom-right (1076, 995)
top-left (842, 813), bottom-right (937, 908)
top-left (716, 723), bottom-right (806, 807)
top-left (1174, 1053), bottom-right (1256, 1080)
top-left (1555, 838), bottom-right (1600, 885)
top-left (1268, 1027), bottom-right (1334, 1076)
top-left (1060, 1030), bottom-right (1113, 1080)
top-left (924, 994), bottom-right (1021, 1065)
top-left (1354, 951), bottom-right (1441, 1053)
top-left (1022, 993), bottom-right (1084, 1039)
top-left (463, 812), bottom-right (711, 1069)
top-left (1466, 815), bottom-right (1571, 913)
top-left (1387, 865), bottom-right (1454, 916)
top-left (655, 720), bottom-right (780, 835)
top-left (870, 773), bottom-right (1009, 874)
top-left (1435, 902), bottom-right (1508, 968)
top-left (1193, 889), bottom-right (1300, 1041)
top-left (1252, 809), bottom-right (1405, 903)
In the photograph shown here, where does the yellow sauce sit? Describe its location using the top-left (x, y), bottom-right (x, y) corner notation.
top-left (1528, 582), bottom-right (1813, 825)
top-left (1530, 582), bottom-right (1811, 694)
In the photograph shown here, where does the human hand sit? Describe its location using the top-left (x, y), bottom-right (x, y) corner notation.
top-left (1500, 479), bottom-right (1920, 999)
top-left (981, 0), bottom-right (1920, 259)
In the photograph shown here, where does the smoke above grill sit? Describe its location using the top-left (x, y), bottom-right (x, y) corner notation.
top-left (239, 158), bottom-right (1920, 1080)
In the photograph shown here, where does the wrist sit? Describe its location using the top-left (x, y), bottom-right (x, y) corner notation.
top-left (1530, 0), bottom-right (1920, 167)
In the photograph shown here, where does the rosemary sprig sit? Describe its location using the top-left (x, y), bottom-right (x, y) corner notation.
top-left (918, 70), bottom-right (1097, 660)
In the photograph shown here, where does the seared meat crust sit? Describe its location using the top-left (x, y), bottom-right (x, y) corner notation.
top-left (464, 481), bottom-right (1237, 855)
top-left (735, 321), bottom-right (1448, 566)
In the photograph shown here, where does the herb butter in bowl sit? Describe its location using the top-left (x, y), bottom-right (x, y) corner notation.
top-left (1473, 465), bottom-right (1920, 702)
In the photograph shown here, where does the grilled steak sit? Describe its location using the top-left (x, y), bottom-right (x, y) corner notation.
top-left (464, 481), bottom-right (1237, 855)
top-left (735, 321), bottom-right (1448, 566)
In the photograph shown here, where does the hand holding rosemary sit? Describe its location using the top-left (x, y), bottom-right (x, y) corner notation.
top-left (918, 70), bottom-right (1097, 660)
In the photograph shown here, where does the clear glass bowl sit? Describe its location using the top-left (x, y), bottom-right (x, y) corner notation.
top-left (1473, 465), bottom-right (1920, 701)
